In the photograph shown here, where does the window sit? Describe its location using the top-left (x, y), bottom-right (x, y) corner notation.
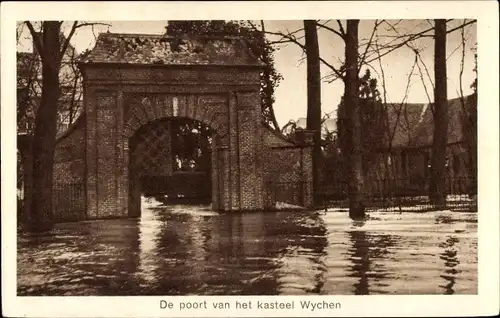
top-left (59, 111), bottom-right (70, 125)
top-left (57, 111), bottom-right (71, 133)
top-left (172, 97), bottom-right (179, 116)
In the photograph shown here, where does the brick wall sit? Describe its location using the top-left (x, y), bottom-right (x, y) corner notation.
top-left (262, 128), bottom-right (314, 209)
top-left (51, 103), bottom-right (315, 221)
top-left (236, 92), bottom-right (264, 210)
top-left (52, 114), bottom-right (86, 222)
top-left (73, 62), bottom-right (314, 219)
top-left (95, 92), bottom-right (120, 218)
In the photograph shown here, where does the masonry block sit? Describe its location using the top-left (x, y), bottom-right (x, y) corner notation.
top-left (69, 44), bottom-right (313, 220)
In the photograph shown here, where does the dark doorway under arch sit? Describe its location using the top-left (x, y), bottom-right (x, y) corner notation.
top-left (128, 117), bottom-right (215, 217)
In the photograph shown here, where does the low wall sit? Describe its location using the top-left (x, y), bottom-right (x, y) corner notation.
top-left (50, 119), bottom-right (313, 221)
top-left (262, 127), bottom-right (313, 209)
top-left (52, 114), bottom-right (86, 222)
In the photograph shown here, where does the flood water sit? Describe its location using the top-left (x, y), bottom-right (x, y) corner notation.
top-left (17, 201), bottom-right (477, 296)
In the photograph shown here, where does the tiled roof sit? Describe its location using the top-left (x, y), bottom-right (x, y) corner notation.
top-left (80, 33), bottom-right (263, 66)
top-left (386, 102), bottom-right (427, 148)
top-left (388, 95), bottom-right (476, 148)
top-left (324, 95), bottom-right (475, 149)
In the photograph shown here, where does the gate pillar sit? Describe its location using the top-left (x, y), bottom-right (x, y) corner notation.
top-left (235, 91), bottom-right (264, 211)
top-left (85, 88), bottom-right (128, 219)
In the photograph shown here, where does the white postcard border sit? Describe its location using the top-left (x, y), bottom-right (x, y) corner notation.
top-left (1, 1), bottom-right (499, 317)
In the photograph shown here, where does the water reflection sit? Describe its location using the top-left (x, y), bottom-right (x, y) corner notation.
top-left (439, 236), bottom-right (461, 294)
top-left (272, 211), bottom-right (328, 294)
top-left (136, 207), bottom-right (162, 290)
top-left (17, 204), bottom-right (478, 295)
top-left (18, 219), bottom-right (143, 295)
top-left (348, 228), bottom-right (370, 295)
top-left (345, 221), bottom-right (396, 295)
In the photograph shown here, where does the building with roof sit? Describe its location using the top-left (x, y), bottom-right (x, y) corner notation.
top-left (16, 32), bottom-right (83, 137)
top-left (321, 94), bottom-right (477, 199)
top-left (381, 95), bottom-right (476, 182)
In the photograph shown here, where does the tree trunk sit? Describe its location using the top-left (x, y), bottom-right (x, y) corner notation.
top-left (28, 22), bottom-right (62, 232)
top-left (19, 137), bottom-right (33, 230)
top-left (344, 20), bottom-right (365, 219)
top-left (468, 93), bottom-right (477, 194)
top-left (304, 20), bottom-right (322, 204)
top-left (430, 19), bottom-right (448, 208)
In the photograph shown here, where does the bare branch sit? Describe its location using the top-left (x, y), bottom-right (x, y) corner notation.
top-left (16, 22), bottom-right (25, 44)
top-left (386, 19), bottom-right (404, 30)
top-left (387, 54), bottom-right (418, 149)
top-left (358, 19), bottom-right (382, 71)
top-left (415, 58), bottom-right (433, 105)
top-left (415, 51), bottom-right (435, 91)
top-left (381, 20), bottom-right (435, 94)
top-left (60, 21), bottom-right (112, 63)
top-left (375, 41), bottom-right (388, 105)
top-left (446, 19), bottom-right (476, 34)
top-left (361, 21), bottom-right (434, 65)
top-left (25, 21), bottom-right (44, 60)
top-left (317, 21), bottom-right (344, 39)
top-left (373, 40), bottom-right (394, 164)
top-left (360, 19), bottom-right (469, 66)
top-left (459, 21), bottom-right (466, 104)
top-left (336, 20), bottom-right (346, 37)
top-left (269, 39), bottom-right (295, 45)
top-left (375, 33), bottom-right (434, 39)
top-left (60, 21), bottom-right (78, 60)
top-left (401, 55), bottom-right (418, 105)
top-left (249, 21), bottom-right (344, 79)
top-left (446, 23), bottom-right (473, 61)
top-left (74, 22), bottom-right (112, 30)
top-left (457, 19), bottom-right (470, 123)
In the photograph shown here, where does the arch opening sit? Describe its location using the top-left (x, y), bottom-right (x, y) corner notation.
top-left (128, 117), bottom-right (218, 217)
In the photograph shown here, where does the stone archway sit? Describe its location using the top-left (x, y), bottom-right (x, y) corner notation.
top-left (46, 33), bottom-right (314, 221)
top-left (78, 34), bottom-right (267, 218)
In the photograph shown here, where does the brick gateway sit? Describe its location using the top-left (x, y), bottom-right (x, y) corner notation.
top-left (50, 33), bottom-right (314, 221)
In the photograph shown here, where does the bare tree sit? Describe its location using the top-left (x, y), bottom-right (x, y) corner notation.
top-left (362, 19), bottom-right (476, 68)
top-left (24, 21), bottom-right (64, 231)
top-left (303, 20), bottom-right (323, 201)
top-left (456, 23), bottom-right (477, 192)
top-left (255, 20), bottom-right (374, 217)
top-left (429, 19), bottom-right (448, 208)
top-left (23, 21), bottom-right (108, 232)
top-left (255, 20), bottom-right (475, 214)
top-left (344, 20), bottom-right (365, 219)
top-left (254, 21), bottom-right (344, 80)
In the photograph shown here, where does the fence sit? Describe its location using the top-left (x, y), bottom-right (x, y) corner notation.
top-left (266, 181), bottom-right (306, 209)
top-left (318, 176), bottom-right (477, 212)
top-left (52, 183), bottom-right (86, 222)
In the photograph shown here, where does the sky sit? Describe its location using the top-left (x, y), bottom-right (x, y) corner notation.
top-left (17, 20), bottom-right (477, 128)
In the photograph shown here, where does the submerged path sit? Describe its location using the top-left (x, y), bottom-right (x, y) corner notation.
top-left (18, 203), bottom-right (477, 295)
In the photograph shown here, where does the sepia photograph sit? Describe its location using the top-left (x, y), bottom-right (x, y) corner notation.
top-left (2, 1), bottom-right (499, 317)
